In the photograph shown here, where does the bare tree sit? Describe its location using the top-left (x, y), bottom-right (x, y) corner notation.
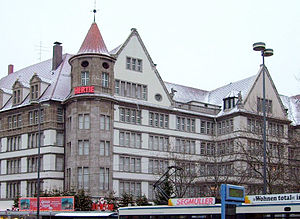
top-left (234, 115), bottom-right (290, 194)
top-left (286, 127), bottom-right (300, 192)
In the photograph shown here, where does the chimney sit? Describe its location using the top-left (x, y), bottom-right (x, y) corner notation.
top-left (8, 64), bottom-right (14, 74)
top-left (52, 42), bottom-right (63, 70)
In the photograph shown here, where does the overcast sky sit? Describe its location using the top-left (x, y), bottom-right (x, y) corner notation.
top-left (1, 0), bottom-right (300, 96)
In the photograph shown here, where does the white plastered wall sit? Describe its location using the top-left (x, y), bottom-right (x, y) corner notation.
top-left (44, 130), bottom-right (56, 146)
top-left (244, 72), bottom-right (286, 119)
top-left (114, 35), bottom-right (171, 107)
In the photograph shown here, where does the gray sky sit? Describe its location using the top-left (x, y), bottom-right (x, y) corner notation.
top-left (1, 0), bottom-right (300, 96)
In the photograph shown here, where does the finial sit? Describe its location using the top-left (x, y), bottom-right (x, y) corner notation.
top-left (92, 0), bottom-right (98, 22)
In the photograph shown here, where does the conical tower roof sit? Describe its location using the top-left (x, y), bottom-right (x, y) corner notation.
top-left (77, 22), bottom-right (109, 55)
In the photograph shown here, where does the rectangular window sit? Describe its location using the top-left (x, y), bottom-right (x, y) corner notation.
top-left (176, 116), bottom-right (195, 132)
top-left (257, 97), bottom-right (273, 114)
top-left (100, 115), bottom-right (110, 131)
top-left (115, 80), bottom-right (120, 94)
top-left (115, 79), bottom-right (147, 100)
top-left (13, 89), bottom-right (21, 105)
top-left (149, 135), bottom-right (168, 151)
top-left (57, 107), bottom-right (63, 122)
top-left (149, 112), bottom-right (169, 128)
top-left (78, 140), bottom-right (89, 155)
top-left (119, 107), bottom-right (141, 125)
top-left (56, 155), bottom-right (64, 171)
top-left (119, 181), bottom-right (141, 197)
top-left (100, 141), bottom-right (110, 156)
top-left (175, 138), bottom-right (195, 154)
top-left (78, 167), bottom-right (89, 190)
top-left (8, 116), bottom-right (12, 129)
top-left (149, 159), bottom-right (168, 174)
top-left (126, 57), bottom-right (143, 72)
top-left (81, 71), bottom-right (89, 86)
top-left (132, 58), bottom-right (136, 70)
top-left (119, 131), bottom-right (142, 148)
top-left (31, 84), bottom-right (39, 100)
top-left (27, 156), bottom-right (43, 173)
top-left (99, 167), bottom-right (109, 190)
top-left (120, 156), bottom-right (141, 173)
top-left (102, 72), bottom-right (109, 87)
top-left (7, 182), bottom-right (20, 199)
top-left (126, 57), bottom-right (131, 70)
top-left (27, 181), bottom-right (38, 197)
top-left (29, 112), bottom-right (33, 125)
top-left (137, 59), bottom-right (143, 72)
top-left (78, 114), bottom-right (90, 129)
top-left (56, 132), bottom-right (64, 146)
top-left (7, 158), bottom-right (21, 174)
top-left (28, 132), bottom-right (43, 149)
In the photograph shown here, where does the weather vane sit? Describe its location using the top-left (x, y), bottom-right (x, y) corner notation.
top-left (92, 0), bottom-right (99, 22)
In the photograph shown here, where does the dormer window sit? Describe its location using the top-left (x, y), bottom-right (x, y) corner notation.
top-left (30, 84), bottom-right (39, 100)
top-left (223, 97), bottom-right (236, 110)
top-left (13, 89), bottom-right (21, 105)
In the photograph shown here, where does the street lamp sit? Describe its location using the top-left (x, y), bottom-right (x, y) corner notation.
top-left (30, 101), bottom-right (44, 219)
top-left (253, 42), bottom-right (274, 195)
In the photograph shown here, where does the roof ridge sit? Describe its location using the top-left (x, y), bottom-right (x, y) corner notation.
top-left (209, 74), bottom-right (256, 93)
top-left (49, 54), bottom-right (69, 99)
top-left (164, 81), bottom-right (209, 92)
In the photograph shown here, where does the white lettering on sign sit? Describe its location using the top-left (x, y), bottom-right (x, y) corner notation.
top-left (168, 197), bottom-right (215, 206)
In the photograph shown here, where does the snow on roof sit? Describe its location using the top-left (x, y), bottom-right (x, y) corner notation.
top-left (109, 44), bottom-right (122, 55)
top-left (164, 82), bottom-right (209, 103)
top-left (207, 75), bottom-right (257, 105)
top-left (0, 54), bottom-right (73, 111)
top-left (0, 58), bottom-right (53, 91)
top-left (0, 88), bottom-right (12, 94)
top-left (281, 95), bottom-right (300, 125)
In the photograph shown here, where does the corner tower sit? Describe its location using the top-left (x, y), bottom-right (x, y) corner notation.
top-left (65, 22), bottom-right (115, 198)
top-left (69, 22), bottom-right (115, 95)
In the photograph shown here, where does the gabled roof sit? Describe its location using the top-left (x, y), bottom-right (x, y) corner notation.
top-left (208, 75), bottom-right (257, 105)
top-left (112, 28), bottom-right (173, 104)
top-left (77, 22), bottom-right (109, 56)
top-left (0, 54), bottom-right (72, 111)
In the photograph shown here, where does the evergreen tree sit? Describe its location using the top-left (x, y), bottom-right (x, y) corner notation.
top-left (106, 191), bottom-right (119, 210)
top-left (136, 195), bottom-right (151, 206)
top-left (74, 189), bottom-right (92, 211)
top-left (119, 193), bottom-right (134, 207)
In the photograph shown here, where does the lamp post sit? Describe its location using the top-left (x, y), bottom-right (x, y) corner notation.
top-left (31, 101), bottom-right (42, 219)
top-left (37, 103), bottom-right (41, 219)
top-left (253, 42), bottom-right (273, 195)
